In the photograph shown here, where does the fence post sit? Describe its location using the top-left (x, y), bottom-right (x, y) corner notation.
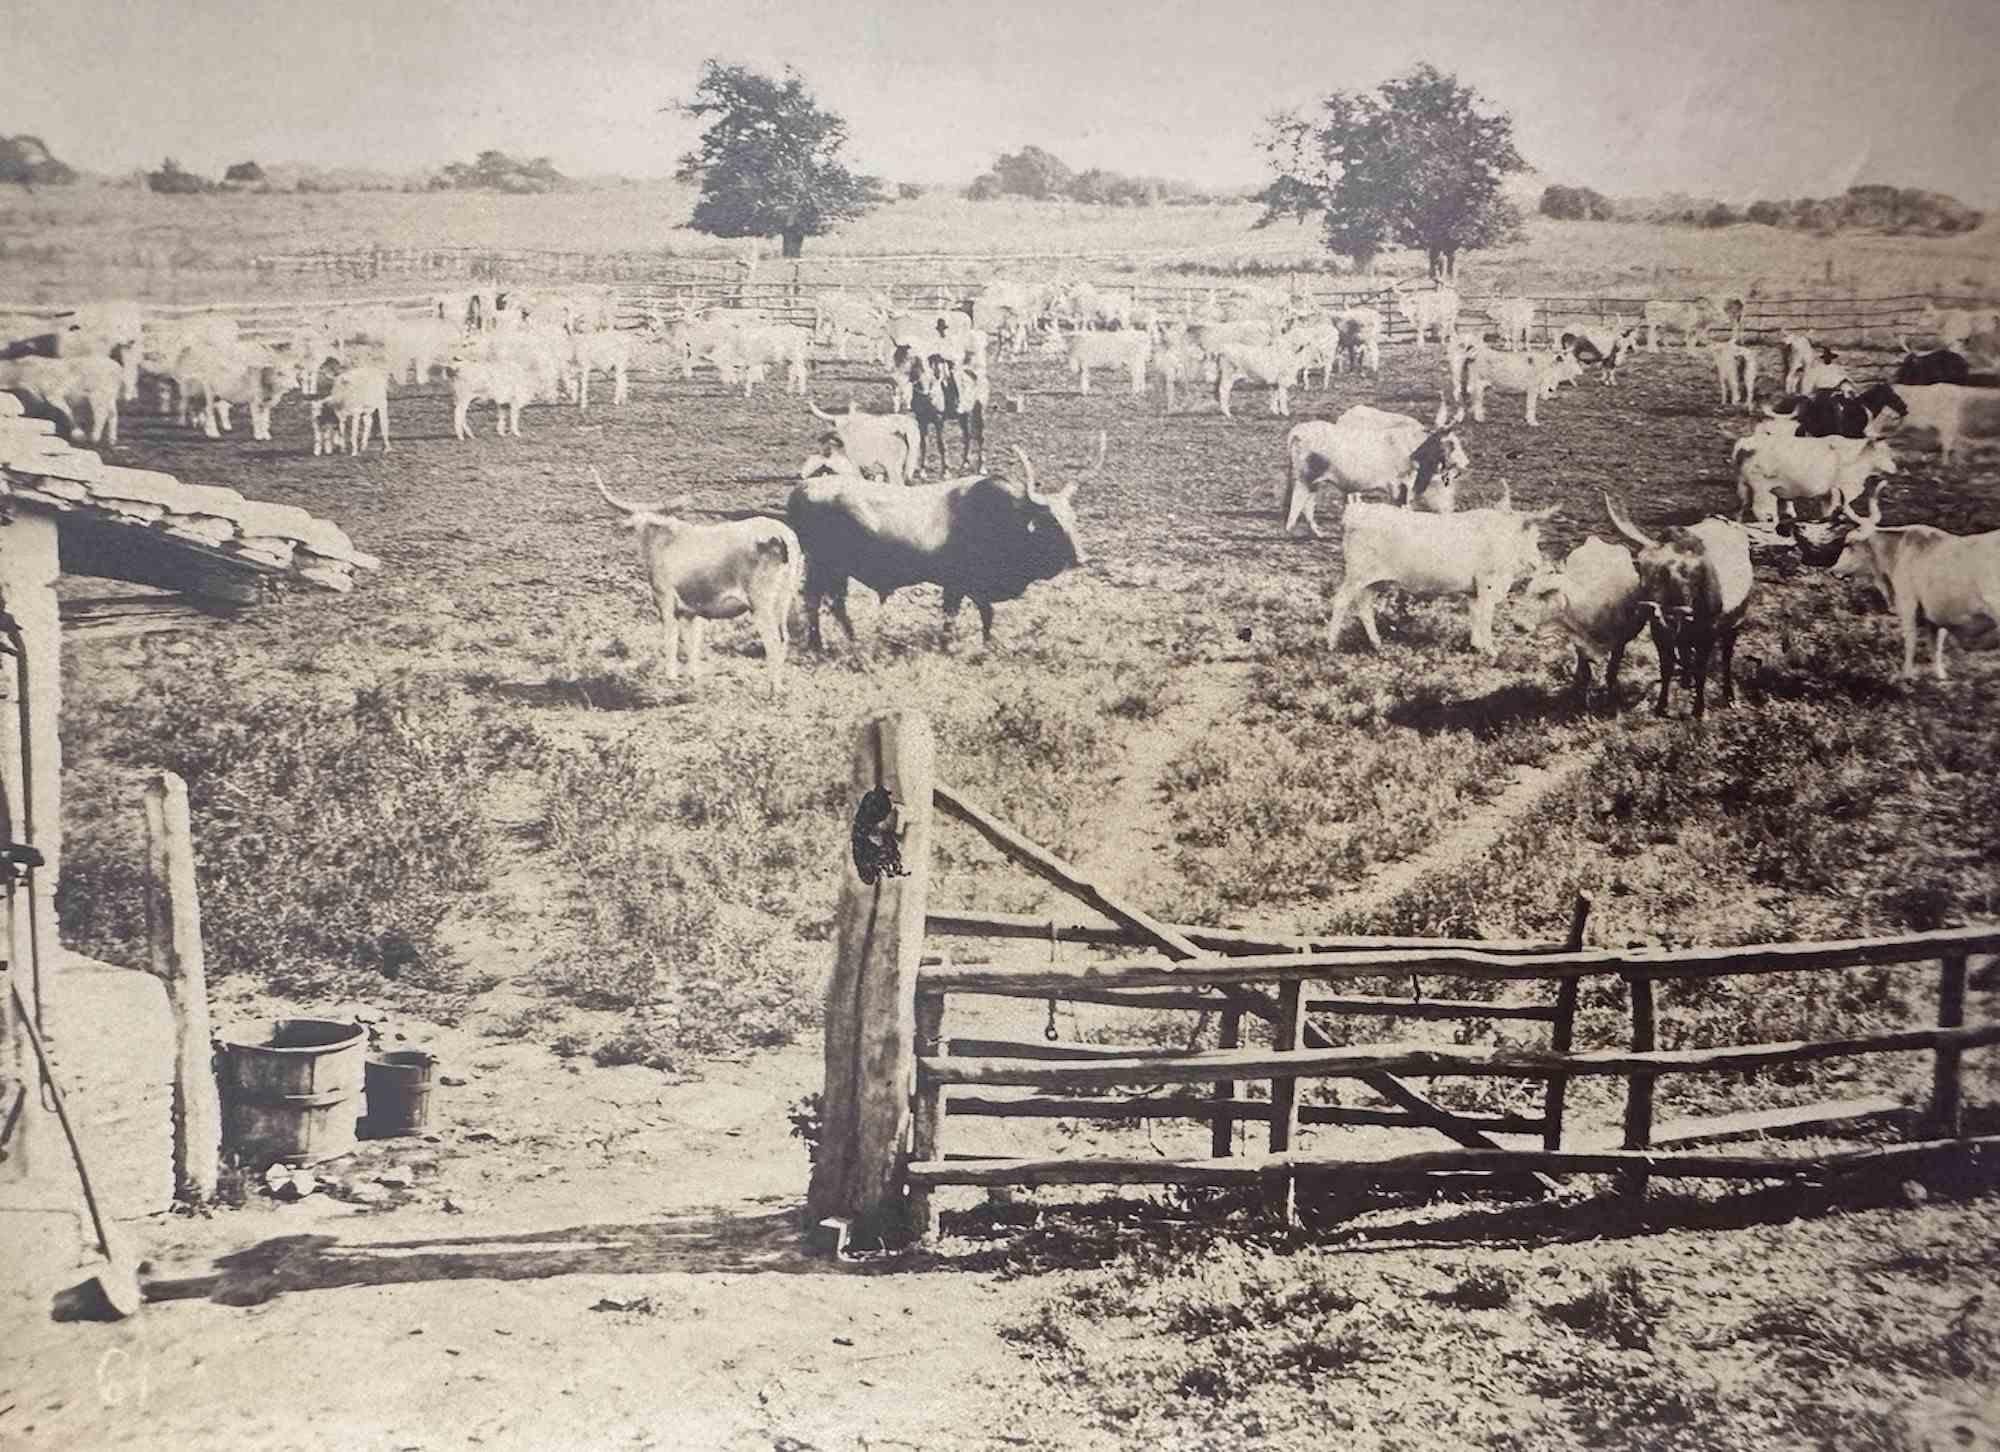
top-left (145, 771), bottom-right (219, 1206)
top-left (1931, 953), bottom-right (1968, 1137)
top-left (908, 986), bottom-right (947, 1240)
top-left (1267, 979), bottom-right (1305, 1226)
top-left (1622, 972), bottom-right (1657, 1197)
top-left (1210, 1006), bottom-right (1241, 1158)
top-left (805, 710), bottom-right (935, 1248)
top-left (1542, 892), bottom-right (1594, 1151)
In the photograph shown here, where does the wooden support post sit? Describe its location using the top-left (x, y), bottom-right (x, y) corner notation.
top-left (1210, 1008), bottom-right (1241, 1158)
top-left (145, 772), bottom-right (219, 1206)
top-left (1622, 973), bottom-right (1657, 1197)
top-left (908, 989), bottom-right (947, 1241)
top-left (805, 711), bottom-right (935, 1248)
top-left (1932, 953), bottom-right (1968, 1138)
top-left (1543, 893), bottom-right (1593, 1151)
top-left (1267, 980), bottom-right (1305, 1226)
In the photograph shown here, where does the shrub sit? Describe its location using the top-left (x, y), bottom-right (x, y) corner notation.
top-left (60, 663), bottom-right (506, 1003)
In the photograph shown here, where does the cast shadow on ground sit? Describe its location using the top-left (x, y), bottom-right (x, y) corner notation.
top-left (138, 1204), bottom-right (845, 1312)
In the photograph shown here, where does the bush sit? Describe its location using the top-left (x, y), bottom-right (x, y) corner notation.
top-left (1746, 199), bottom-right (1785, 226)
top-left (146, 158), bottom-right (210, 195)
top-left (1539, 184), bottom-right (1616, 221)
top-left (60, 663), bottom-right (507, 1002)
top-left (1700, 202), bottom-right (1740, 228)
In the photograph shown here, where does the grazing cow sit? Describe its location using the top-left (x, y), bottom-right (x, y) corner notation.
top-left (1830, 487), bottom-right (2000, 682)
top-left (449, 357), bottom-right (534, 440)
top-left (592, 468), bottom-right (802, 694)
top-left (1523, 537), bottom-right (1647, 708)
top-left (1283, 406), bottom-right (1470, 537)
top-left (1558, 323), bottom-right (1641, 385)
top-left (1451, 340), bottom-right (1582, 425)
top-left (1894, 342), bottom-right (1971, 387)
top-left (1889, 383), bottom-right (2000, 465)
top-left (322, 365), bottom-right (391, 454)
top-left (1644, 299), bottom-right (1708, 352)
top-left (1603, 495), bottom-right (1752, 718)
top-left (1763, 384), bottom-right (1906, 439)
top-left (1067, 329), bottom-right (1151, 395)
top-left (1214, 338), bottom-right (1306, 418)
top-left (910, 354), bottom-right (988, 477)
top-left (786, 437), bottom-right (1098, 651)
top-left (1490, 296), bottom-right (1538, 351)
top-left (1327, 496), bottom-right (1556, 655)
top-left (1732, 431), bottom-right (1896, 522)
top-left (1712, 340), bottom-right (1758, 411)
top-left (809, 400), bottom-right (922, 486)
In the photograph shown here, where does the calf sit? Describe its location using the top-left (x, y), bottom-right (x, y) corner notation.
top-left (1215, 339), bottom-right (1306, 418)
top-left (1712, 340), bottom-right (1758, 411)
top-left (1328, 496), bottom-right (1555, 655)
top-left (1830, 488), bottom-right (2000, 682)
top-left (593, 468), bottom-right (802, 693)
top-left (0, 355), bottom-right (120, 447)
top-left (450, 358), bottom-right (534, 439)
top-left (1779, 334), bottom-right (1850, 394)
top-left (910, 354), bottom-right (988, 477)
top-left (1490, 296), bottom-right (1538, 351)
top-left (1523, 537), bottom-right (1647, 708)
top-left (1604, 494), bottom-right (1753, 718)
top-left (1334, 306), bottom-right (1383, 376)
top-left (321, 365), bottom-right (391, 454)
top-left (1452, 340), bottom-right (1581, 425)
top-left (1764, 383), bottom-right (1905, 439)
top-left (1889, 383), bottom-right (2000, 465)
top-left (809, 400), bottom-right (922, 486)
top-left (1283, 406), bottom-right (1469, 536)
top-left (1558, 323), bottom-right (1640, 385)
top-left (1067, 329), bottom-right (1151, 395)
top-left (1733, 431), bottom-right (1896, 522)
top-left (1396, 281), bottom-right (1461, 348)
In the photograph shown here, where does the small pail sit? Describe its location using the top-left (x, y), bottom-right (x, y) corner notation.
top-left (363, 1050), bottom-right (438, 1137)
top-left (216, 1019), bottom-right (366, 1169)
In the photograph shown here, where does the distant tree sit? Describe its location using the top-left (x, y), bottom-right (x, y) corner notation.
top-left (1256, 63), bottom-right (1526, 278)
top-left (671, 60), bottom-right (885, 258)
top-left (896, 181), bottom-right (924, 201)
top-left (1539, 184), bottom-right (1615, 221)
top-left (1701, 202), bottom-right (1740, 228)
top-left (965, 171), bottom-right (1002, 201)
top-left (1, 134), bottom-right (77, 191)
top-left (1746, 199), bottom-right (1785, 226)
top-left (429, 150), bottom-right (567, 194)
top-left (147, 157), bottom-right (210, 194)
top-left (992, 145), bottom-right (1073, 200)
top-left (223, 160), bottom-right (266, 187)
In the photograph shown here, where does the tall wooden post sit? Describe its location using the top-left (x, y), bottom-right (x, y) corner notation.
top-left (1932, 953), bottom-right (1968, 1138)
top-left (806, 711), bottom-right (935, 1248)
top-left (1267, 980), bottom-right (1306, 1227)
top-left (1210, 1007), bottom-right (1241, 1158)
top-left (1543, 893), bottom-right (1593, 1151)
top-left (907, 988), bottom-right (947, 1241)
top-left (146, 772), bottom-right (220, 1205)
top-left (1622, 972), bottom-right (1657, 1197)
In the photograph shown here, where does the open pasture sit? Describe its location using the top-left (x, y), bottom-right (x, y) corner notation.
top-left (59, 309), bottom-right (2000, 1121)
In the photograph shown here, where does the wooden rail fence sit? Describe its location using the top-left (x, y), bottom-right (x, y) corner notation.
top-left (808, 709), bottom-right (2000, 1251)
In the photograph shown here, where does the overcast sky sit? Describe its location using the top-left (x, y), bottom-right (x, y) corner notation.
top-left (12, 0), bottom-right (1998, 203)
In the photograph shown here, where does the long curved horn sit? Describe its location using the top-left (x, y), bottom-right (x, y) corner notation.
top-left (1602, 491), bottom-right (1657, 550)
top-left (1010, 445), bottom-right (1038, 495)
top-left (808, 400), bottom-right (837, 423)
top-left (591, 465), bottom-right (664, 517)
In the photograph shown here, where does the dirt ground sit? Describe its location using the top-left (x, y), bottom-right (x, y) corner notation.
top-left (10, 326), bottom-right (2000, 1449)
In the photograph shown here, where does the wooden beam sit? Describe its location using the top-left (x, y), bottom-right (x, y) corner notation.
top-left (145, 772), bottom-right (219, 1207)
top-left (1308, 995), bottom-right (1560, 1023)
top-left (917, 1023), bottom-right (2000, 1091)
top-left (1934, 954), bottom-right (1969, 1137)
top-left (1624, 974), bottom-right (1657, 1197)
top-left (1573, 1096), bottom-right (1904, 1152)
top-left (1211, 1009), bottom-right (1241, 1156)
top-left (946, 1095), bottom-right (1544, 1134)
top-left (923, 906), bottom-right (1561, 958)
top-left (908, 990), bottom-right (946, 1242)
top-left (1543, 894), bottom-right (1593, 1152)
top-left (1269, 981), bottom-right (1306, 1225)
top-left (904, 1134), bottom-right (2000, 1189)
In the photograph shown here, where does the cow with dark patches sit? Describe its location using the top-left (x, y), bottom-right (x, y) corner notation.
top-left (1604, 494), bottom-right (1753, 719)
top-left (908, 353), bottom-right (988, 476)
top-left (1766, 384), bottom-right (1908, 439)
top-left (1558, 322), bottom-right (1641, 385)
top-left (1894, 342), bottom-right (1972, 387)
top-left (786, 436), bottom-right (1100, 651)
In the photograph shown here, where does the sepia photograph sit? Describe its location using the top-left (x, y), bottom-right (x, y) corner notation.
top-left (3, 0), bottom-right (1999, 1446)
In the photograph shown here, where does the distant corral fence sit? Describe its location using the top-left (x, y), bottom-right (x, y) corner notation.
top-left (5, 270), bottom-right (1995, 355)
top-left (807, 710), bottom-right (2000, 1252)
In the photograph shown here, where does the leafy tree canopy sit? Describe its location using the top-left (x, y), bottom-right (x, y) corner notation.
top-left (672, 60), bottom-right (884, 258)
top-left (429, 150), bottom-right (568, 194)
top-left (2, 134), bottom-right (77, 191)
top-left (1256, 63), bottom-right (1526, 278)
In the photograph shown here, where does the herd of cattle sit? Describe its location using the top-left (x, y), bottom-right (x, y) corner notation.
top-left (4, 277), bottom-right (1998, 705)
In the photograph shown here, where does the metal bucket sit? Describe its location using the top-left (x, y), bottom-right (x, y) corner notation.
top-left (363, 1050), bottom-right (438, 1137)
top-left (216, 1019), bottom-right (365, 1169)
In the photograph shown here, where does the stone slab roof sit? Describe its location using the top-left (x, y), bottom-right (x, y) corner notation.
top-left (0, 394), bottom-right (379, 593)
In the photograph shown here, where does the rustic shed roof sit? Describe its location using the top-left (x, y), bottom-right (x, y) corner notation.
top-left (0, 394), bottom-right (379, 596)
